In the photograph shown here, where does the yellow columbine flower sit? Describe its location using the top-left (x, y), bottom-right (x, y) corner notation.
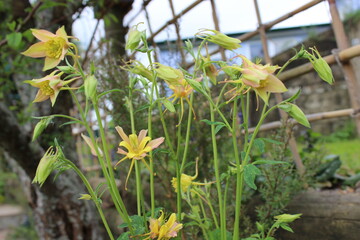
top-left (171, 158), bottom-right (213, 193)
top-left (22, 26), bottom-right (72, 71)
top-left (143, 211), bottom-right (183, 240)
top-left (24, 71), bottom-right (75, 106)
top-left (115, 126), bottom-right (164, 190)
top-left (24, 71), bottom-right (62, 106)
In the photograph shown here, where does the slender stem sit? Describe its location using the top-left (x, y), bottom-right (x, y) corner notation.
top-left (180, 93), bottom-right (194, 173)
top-left (232, 98), bottom-right (242, 240)
top-left (64, 159), bottom-right (114, 240)
top-left (210, 103), bottom-right (225, 238)
top-left (93, 100), bottom-right (132, 228)
top-left (175, 111), bottom-right (182, 220)
top-left (204, 188), bottom-right (219, 229)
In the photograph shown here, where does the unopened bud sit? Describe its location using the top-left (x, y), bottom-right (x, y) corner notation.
top-left (125, 23), bottom-right (144, 51)
top-left (279, 103), bottom-right (310, 128)
top-left (274, 213), bottom-right (302, 223)
top-left (154, 63), bottom-right (184, 84)
top-left (32, 116), bottom-right (54, 141)
top-left (197, 29), bottom-right (241, 50)
top-left (304, 47), bottom-right (334, 85)
top-left (78, 194), bottom-right (92, 200)
top-left (32, 146), bottom-right (59, 187)
top-left (84, 75), bottom-right (98, 100)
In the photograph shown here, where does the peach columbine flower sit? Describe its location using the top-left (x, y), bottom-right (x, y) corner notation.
top-left (115, 126), bottom-right (164, 190)
top-left (24, 70), bottom-right (73, 106)
top-left (223, 55), bottom-right (287, 104)
top-left (142, 211), bottom-right (183, 240)
top-left (239, 55), bottom-right (287, 103)
top-left (22, 26), bottom-right (72, 71)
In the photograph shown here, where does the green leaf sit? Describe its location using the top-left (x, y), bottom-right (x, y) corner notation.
top-left (186, 78), bottom-right (207, 95)
top-left (254, 138), bottom-right (265, 154)
top-left (252, 159), bottom-right (289, 165)
top-left (260, 138), bottom-right (282, 145)
top-left (135, 103), bottom-right (150, 113)
top-left (284, 88), bottom-right (301, 103)
top-left (117, 232), bottom-right (130, 240)
top-left (161, 98), bottom-right (176, 113)
top-left (201, 119), bottom-right (225, 126)
top-left (215, 124), bottom-right (225, 135)
top-left (7, 21), bottom-right (16, 31)
top-left (279, 223), bottom-right (294, 233)
top-left (6, 32), bottom-right (22, 50)
top-left (243, 164), bottom-right (261, 190)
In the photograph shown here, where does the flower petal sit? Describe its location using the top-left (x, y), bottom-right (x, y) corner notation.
top-left (263, 74), bottom-right (287, 93)
top-left (138, 129), bottom-right (148, 143)
top-left (31, 28), bottom-right (56, 41)
top-left (55, 26), bottom-right (68, 39)
top-left (43, 57), bottom-right (61, 71)
top-left (115, 126), bottom-right (130, 143)
top-left (117, 147), bottom-right (128, 155)
top-left (147, 137), bottom-right (165, 149)
top-left (22, 42), bottom-right (47, 58)
top-left (33, 90), bottom-right (49, 103)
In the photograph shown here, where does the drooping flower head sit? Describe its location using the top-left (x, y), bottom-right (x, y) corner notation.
top-left (24, 70), bottom-right (72, 106)
top-left (22, 26), bottom-right (72, 71)
top-left (223, 55), bottom-right (287, 105)
top-left (115, 126), bottom-right (164, 190)
top-left (143, 211), bottom-right (183, 240)
top-left (171, 158), bottom-right (213, 193)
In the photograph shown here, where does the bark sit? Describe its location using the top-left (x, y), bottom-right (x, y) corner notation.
top-left (0, 103), bottom-right (102, 240)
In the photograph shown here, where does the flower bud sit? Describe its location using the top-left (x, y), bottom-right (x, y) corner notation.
top-left (32, 116), bottom-right (54, 141)
top-left (123, 60), bottom-right (153, 82)
top-left (197, 29), bottom-right (241, 50)
top-left (154, 63), bottom-right (184, 84)
top-left (274, 213), bottom-right (302, 223)
top-left (78, 194), bottom-right (92, 200)
top-left (125, 23), bottom-right (144, 51)
top-left (32, 146), bottom-right (59, 187)
top-left (278, 102), bottom-right (310, 128)
top-left (84, 75), bottom-right (98, 100)
top-left (304, 47), bottom-right (334, 85)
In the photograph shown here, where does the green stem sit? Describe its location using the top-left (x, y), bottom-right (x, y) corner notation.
top-left (175, 111), bottom-right (182, 220)
top-left (180, 93), bottom-right (194, 173)
top-left (232, 97), bottom-right (242, 240)
top-left (64, 159), bottom-right (114, 240)
top-left (210, 103), bottom-right (226, 239)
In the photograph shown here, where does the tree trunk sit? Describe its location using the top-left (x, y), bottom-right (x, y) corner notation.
top-left (0, 103), bottom-right (102, 240)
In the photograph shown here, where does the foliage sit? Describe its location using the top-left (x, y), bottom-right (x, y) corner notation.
top-left (21, 23), bottom-right (334, 240)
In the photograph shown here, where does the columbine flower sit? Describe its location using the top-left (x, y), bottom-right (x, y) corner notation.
top-left (32, 146), bottom-right (59, 187)
top-left (196, 29), bottom-right (241, 50)
top-left (171, 158), bottom-right (213, 193)
top-left (115, 126), bottom-right (164, 190)
top-left (143, 211), bottom-right (183, 240)
top-left (22, 26), bottom-right (72, 71)
top-left (24, 70), bottom-right (73, 106)
top-left (224, 55), bottom-right (287, 104)
top-left (122, 60), bottom-right (154, 82)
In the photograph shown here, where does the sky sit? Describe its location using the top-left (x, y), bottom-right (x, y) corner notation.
top-left (73, 0), bottom-right (360, 51)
